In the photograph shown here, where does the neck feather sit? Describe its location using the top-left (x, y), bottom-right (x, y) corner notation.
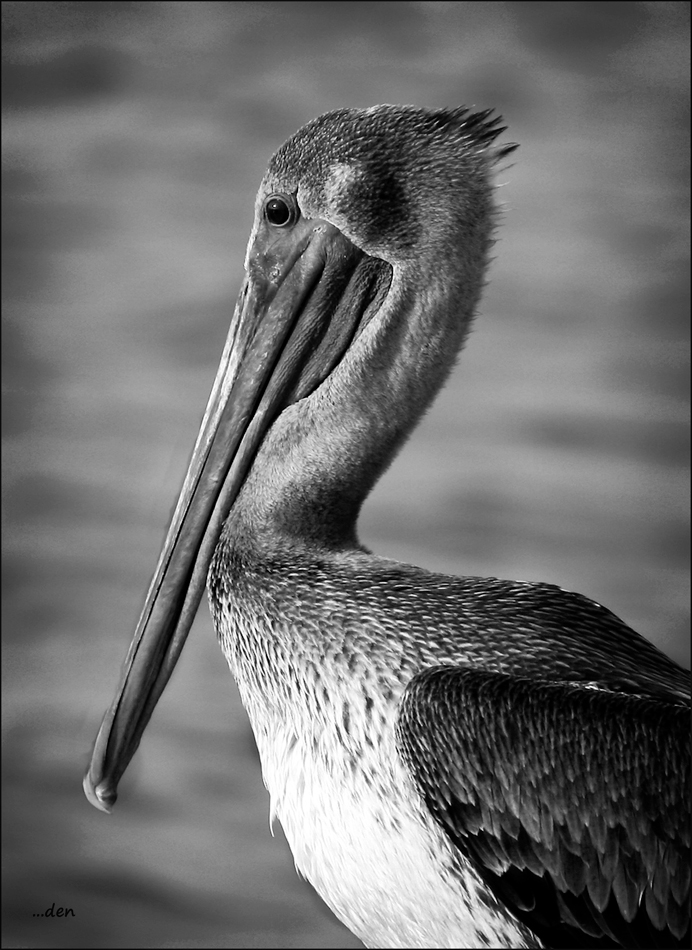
top-left (226, 239), bottom-right (489, 553)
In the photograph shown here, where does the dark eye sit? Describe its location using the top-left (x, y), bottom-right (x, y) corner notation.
top-left (264, 195), bottom-right (295, 227)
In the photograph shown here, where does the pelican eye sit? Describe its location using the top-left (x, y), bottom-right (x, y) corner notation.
top-left (264, 195), bottom-right (295, 228)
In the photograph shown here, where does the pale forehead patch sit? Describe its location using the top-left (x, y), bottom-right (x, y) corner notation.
top-left (324, 162), bottom-right (364, 211)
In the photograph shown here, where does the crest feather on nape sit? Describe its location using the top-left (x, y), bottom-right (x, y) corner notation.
top-left (436, 106), bottom-right (519, 161)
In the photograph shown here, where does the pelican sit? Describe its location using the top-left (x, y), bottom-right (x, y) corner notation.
top-left (84, 105), bottom-right (690, 949)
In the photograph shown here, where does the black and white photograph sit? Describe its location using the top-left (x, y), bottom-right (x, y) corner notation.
top-left (2, 2), bottom-right (690, 948)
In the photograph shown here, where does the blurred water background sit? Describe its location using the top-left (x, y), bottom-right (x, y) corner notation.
top-left (2, 2), bottom-right (689, 948)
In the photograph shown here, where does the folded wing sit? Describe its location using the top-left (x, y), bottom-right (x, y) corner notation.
top-left (397, 667), bottom-right (690, 948)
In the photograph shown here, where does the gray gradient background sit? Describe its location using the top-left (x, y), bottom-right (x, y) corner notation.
top-left (2, 2), bottom-right (689, 948)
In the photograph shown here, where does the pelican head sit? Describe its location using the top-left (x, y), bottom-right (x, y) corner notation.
top-left (265, 104), bottom-right (514, 264)
top-left (84, 105), bottom-right (516, 812)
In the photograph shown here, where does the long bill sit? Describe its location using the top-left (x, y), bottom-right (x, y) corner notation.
top-left (84, 218), bottom-right (388, 812)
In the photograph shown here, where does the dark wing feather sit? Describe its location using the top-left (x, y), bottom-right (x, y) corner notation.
top-left (396, 667), bottom-right (690, 949)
